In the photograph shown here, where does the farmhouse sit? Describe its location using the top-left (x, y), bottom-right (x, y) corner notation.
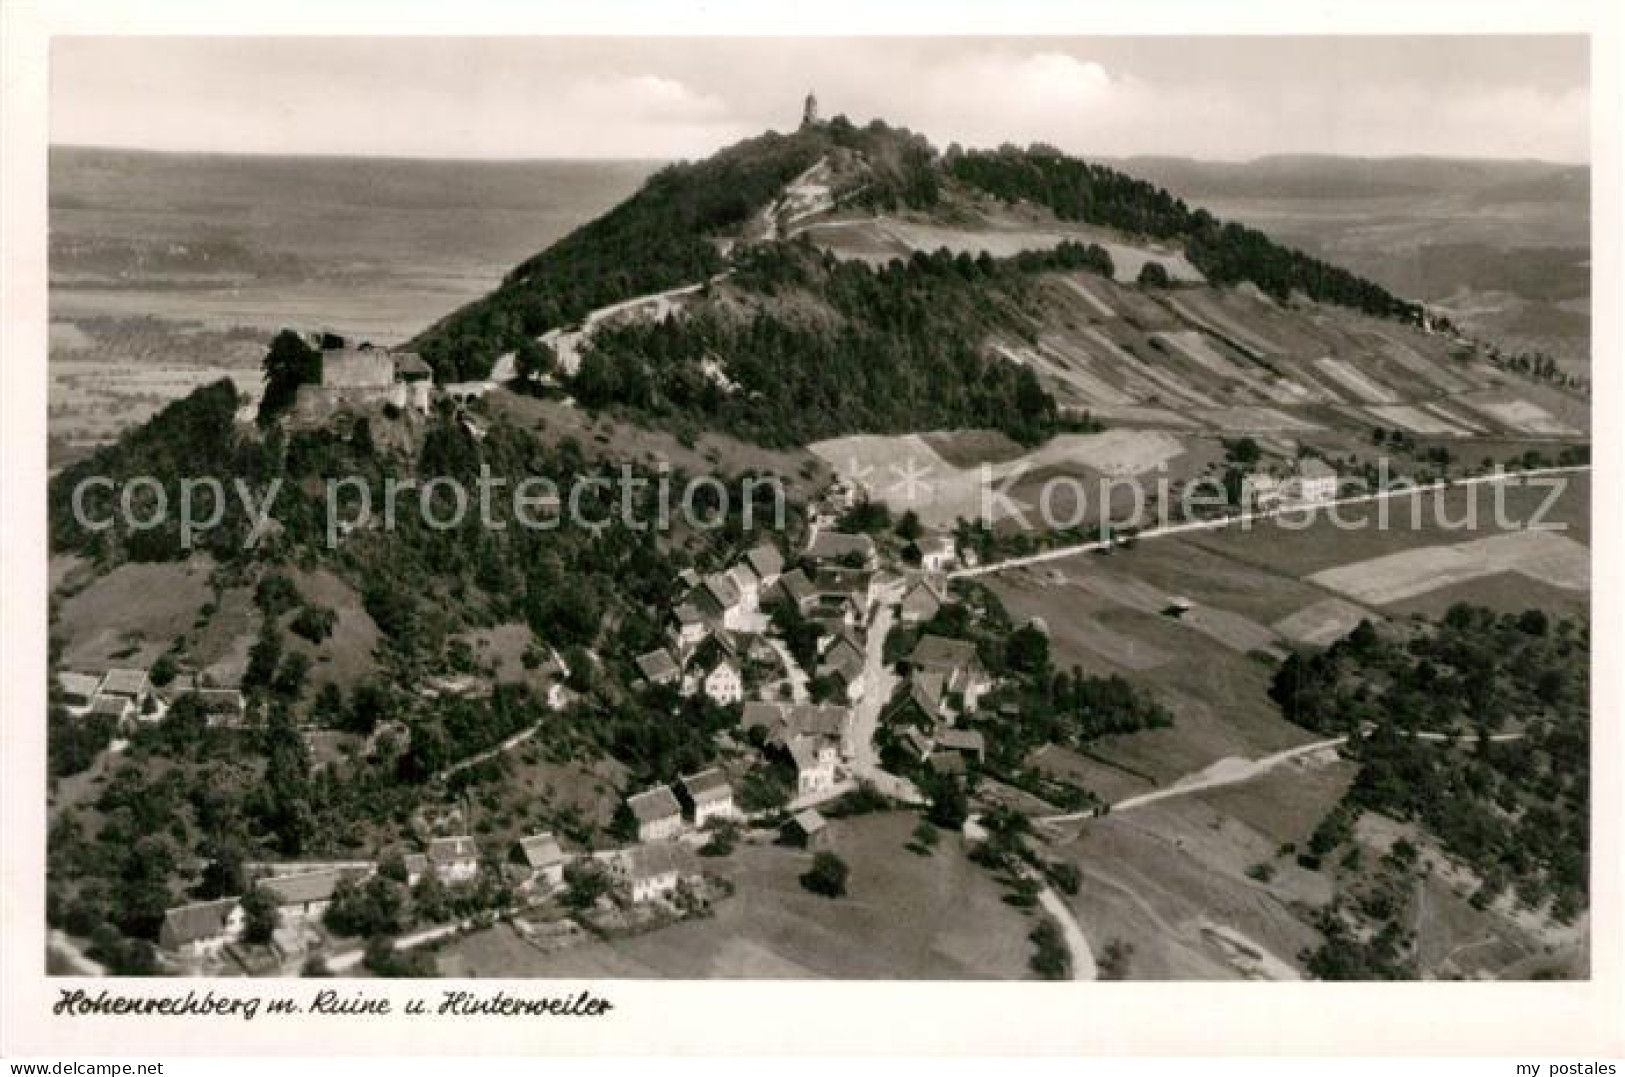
top-left (910, 534), bottom-right (958, 573)
top-left (669, 602), bottom-right (710, 651)
top-left (742, 545), bottom-right (785, 588)
top-left (514, 833), bottom-right (568, 890)
top-left (770, 568), bottom-right (818, 614)
top-left (158, 897), bottom-right (245, 958)
top-left (1241, 471), bottom-right (1282, 510)
top-left (701, 658), bottom-right (744, 706)
top-left (788, 735), bottom-right (840, 797)
top-left (259, 868), bottom-right (352, 924)
top-left (806, 531), bottom-right (878, 569)
top-left (628, 786), bottom-right (685, 843)
top-left (934, 728), bottom-right (986, 764)
top-left (98, 668), bottom-right (153, 711)
top-left (635, 648), bottom-right (681, 688)
top-left (899, 576), bottom-right (946, 623)
top-left (679, 767), bottom-right (737, 826)
top-left (906, 635), bottom-right (993, 713)
top-left (781, 808), bottom-right (829, 849)
top-left (427, 836), bottom-right (481, 884)
top-left (817, 636), bottom-right (867, 702)
top-left (622, 843), bottom-right (691, 904)
top-left (57, 671), bottom-right (101, 715)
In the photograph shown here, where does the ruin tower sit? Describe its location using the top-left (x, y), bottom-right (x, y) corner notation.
top-left (802, 91), bottom-right (819, 128)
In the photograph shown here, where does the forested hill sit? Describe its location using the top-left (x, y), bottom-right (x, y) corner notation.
top-left (408, 117), bottom-right (1426, 383)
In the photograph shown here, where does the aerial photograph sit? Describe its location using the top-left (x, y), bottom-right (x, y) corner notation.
top-left (42, 35), bottom-right (1591, 983)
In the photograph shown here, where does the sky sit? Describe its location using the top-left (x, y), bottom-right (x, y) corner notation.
top-left (50, 36), bottom-right (1590, 163)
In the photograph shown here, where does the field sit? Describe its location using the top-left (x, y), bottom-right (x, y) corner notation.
top-left (49, 148), bottom-right (657, 462)
top-left (54, 557), bottom-right (217, 672)
top-left (436, 812), bottom-right (1036, 978)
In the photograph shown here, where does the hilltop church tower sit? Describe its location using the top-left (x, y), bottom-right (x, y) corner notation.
top-left (802, 91), bottom-right (819, 128)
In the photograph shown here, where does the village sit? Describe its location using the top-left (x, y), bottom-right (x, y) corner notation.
top-left (53, 365), bottom-right (1371, 978)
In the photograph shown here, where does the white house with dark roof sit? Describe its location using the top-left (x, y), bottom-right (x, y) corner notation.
top-left (620, 843), bottom-right (692, 904)
top-left (159, 897), bottom-right (245, 958)
top-left (628, 785), bottom-right (685, 843)
top-left (679, 767), bottom-right (736, 826)
top-left (427, 835), bottom-right (481, 884)
top-left (259, 868), bottom-right (353, 924)
top-left (515, 832), bottom-right (568, 890)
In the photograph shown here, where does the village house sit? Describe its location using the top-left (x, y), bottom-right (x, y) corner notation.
top-left (514, 833), bottom-right (568, 890)
top-left (621, 843), bottom-right (691, 905)
top-left (770, 568), bottom-right (818, 615)
top-left (788, 734), bottom-right (840, 798)
top-left (934, 727), bottom-right (986, 764)
top-left (910, 534), bottom-right (958, 573)
top-left (98, 668), bottom-right (153, 715)
top-left (805, 530), bottom-right (879, 569)
top-left (742, 545), bottom-right (784, 589)
top-left (258, 868), bottom-right (352, 926)
top-left (628, 785), bottom-right (685, 843)
top-left (401, 853), bottom-right (429, 887)
top-left (56, 671), bottom-right (102, 716)
top-left (899, 575), bottom-right (947, 624)
top-left (907, 634), bottom-right (993, 714)
top-left (690, 570), bottom-right (755, 632)
top-left (887, 670), bottom-right (951, 728)
top-left (742, 701), bottom-right (855, 759)
top-left (158, 897), bottom-right (245, 958)
top-left (427, 836), bottom-right (481, 885)
top-left (669, 602), bottom-right (710, 652)
top-left (88, 693), bottom-right (137, 727)
top-left (817, 634), bottom-right (868, 702)
top-left (928, 750), bottom-right (967, 779)
top-left (781, 808), bottom-right (829, 849)
top-left (679, 767), bottom-right (737, 827)
top-left (701, 657), bottom-right (744, 706)
top-left (635, 648), bottom-right (681, 689)
top-left (897, 727), bottom-right (934, 763)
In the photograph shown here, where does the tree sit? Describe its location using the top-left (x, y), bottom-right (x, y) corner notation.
top-left (241, 886), bottom-right (279, 945)
top-left (562, 859), bottom-right (612, 910)
top-left (258, 330), bottom-right (322, 425)
top-left (800, 851), bottom-right (850, 897)
top-left (1028, 916), bottom-right (1071, 979)
top-left (1137, 261), bottom-right (1172, 288)
top-left (894, 510), bottom-right (923, 543)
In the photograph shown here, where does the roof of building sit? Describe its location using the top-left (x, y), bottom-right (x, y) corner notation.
top-left (392, 351), bottom-right (433, 378)
top-left (57, 671), bottom-right (102, 699)
top-left (160, 897), bottom-right (241, 946)
top-left (786, 703), bottom-right (849, 740)
top-left (743, 545), bottom-right (784, 581)
top-left (99, 668), bottom-right (150, 696)
top-left (680, 767), bottom-right (733, 804)
top-left (725, 564), bottom-right (758, 594)
top-left (259, 868), bottom-right (348, 907)
top-left (774, 568), bottom-right (816, 604)
top-left (1299, 457), bottom-right (1338, 479)
top-left (402, 853), bottom-right (429, 875)
top-left (628, 785), bottom-right (683, 822)
top-left (674, 602), bottom-right (706, 626)
top-left (516, 833), bottom-right (566, 870)
top-left (427, 835), bottom-right (479, 863)
top-left (908, 634), bottom-right (981, 672)
top-left (911, 670), bottom-right (947, 715)
top-left (903, 575), bottom-right (946, 604)
top-left (88, 695), bottom-right (131, 717)
top-left (900, 728), bottom-right (934, 759)
top-left (700, 571), bottom-right (743, 611)
top-left (928, 751), bottom-right (966, 776)
top-left (741, 701), bottom-right (788, 734)
top-left (627, 842), bottom-right (691, 881)
top-left (936, 728), bottom-right (986, 755)
top-left (787, 735), bottom-right (827, 772)
top-left (819, 648), bottom-right (864, 685)
top-left (913, 534), bottom-right (957, 556)
top-left (636, 649), bottom-right (680, 683)
top-left (789, 808), bottom-right (827, 835)
top-left (813, 566), bottom-right (874, 597)
top-left (806, 531), bottom-right (876, 563)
